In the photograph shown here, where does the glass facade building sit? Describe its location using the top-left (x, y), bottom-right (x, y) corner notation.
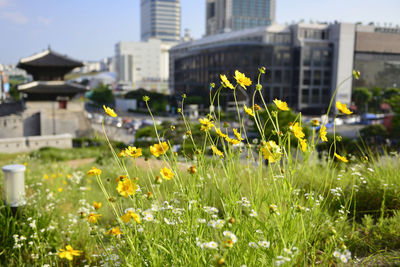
top-left (141, 0), bottom-right (181, 43)
top-left (206, 0), bottom-right (275, 36)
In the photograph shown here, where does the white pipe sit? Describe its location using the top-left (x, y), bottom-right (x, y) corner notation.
top-left (2, 164), bottom-right (26, 207)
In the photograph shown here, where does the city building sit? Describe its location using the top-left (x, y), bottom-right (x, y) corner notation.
top-left (115, 39), bottom-right (173, 93)
top-left (141, 0), bottom-right (181, 43)
top-left (353, 25), bottom-right (400, 89)
top-left (170, 22), bottom-right (400, 114)
top-left (206, 0), bottom-right (276, 36)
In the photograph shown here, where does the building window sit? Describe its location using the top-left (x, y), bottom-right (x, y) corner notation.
top-left (302, 89), bottom-right (309, 104)
top-left (303, 70), bottom-right (311, 85)
top-left (313, 70), bottom-right (321, 85)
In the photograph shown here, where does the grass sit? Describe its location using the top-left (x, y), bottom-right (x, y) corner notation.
top-left (1, 69), bottom-right (399, 266)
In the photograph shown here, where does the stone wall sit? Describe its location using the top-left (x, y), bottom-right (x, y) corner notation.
top-left (0, 134), bottom-right (72, 153)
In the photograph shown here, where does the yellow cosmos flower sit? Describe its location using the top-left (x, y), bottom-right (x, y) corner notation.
top-left (107, 226), bottom-right (122, 236)
top-left (116, 178), bottom-right (138, 197)
top-left (336, 101), bottom-right (353, 115)
top-left (252, 104), bottom-right (262, 111)
top-left (87, 213), bottom-right (102, 224)
top-left (160, 166), bottom-right (174, 180)
top-left (244, 105), bottom-right (254, 117)
top-left (43, 174), bottom-right (49, 180)
top-left (233, 70), bottom-right (252, 89)
top-left (121, 210), bottom-right (141, 223)
top-left (58, 245), bottom-right (81, 261)
top-left (300, 138), bottom-right (307, 152)
top-left (87, 166), bottom-right (102, 176)
top-left (260, 140), bottom-right (282, 163)
top-left (233, 128), bottom-right (244, 141)
top-left (291, 122), bottom-right (305, 140)
top-left (215, 128), bottom-right (228, 138)
top-left (150, 141), bottom-right (169, 157)
top-left (320, 125), bottom-right (328, 142)
top-left (211, 145), bottom-right (224, 158)
top-left (220, 74), bottom-right (235, 89)
top-left (124, 146), bottom-right (142, 158)
top-left (273, 99), bottom-right (289, 111)
top-left (187, 165), bottom-right (197, 174)
top-left (199, 117), bottom-right (215, 132)
top-left (93, 201), bottom-right (102, 210)
top-left (103, 105), bottom-right (117, 117)
top-left (334, 153), bottom-right (348, 163)
top-left (57, 187), bottom-right (63, 192)
top-left (225, 136), bottom-right (241, 145)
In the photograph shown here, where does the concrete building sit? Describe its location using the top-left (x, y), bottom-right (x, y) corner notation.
top-left (206, 0), bottom-right (275, 36)
top-left (141, 0), bottom-right (181, 43)
top-left (170, 22), bottom-right (395, 114)
top-left (115, 39), bottom-right (172, 93)
top-left (353, 25), bottom-right (400, 89)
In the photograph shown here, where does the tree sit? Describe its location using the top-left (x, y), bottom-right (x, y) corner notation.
top-left (370, 87), bottom-right (383, 113)
top-left (87, 83), bottom-right (114, 105)
top-left (352, 87), bottom-right (372, 113)
top-left (383, 87), bottom-right (399, 100)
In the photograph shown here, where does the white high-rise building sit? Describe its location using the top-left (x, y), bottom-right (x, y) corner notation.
top-left (115, 39), bottom-right (172, 93)
top-left (141, 0), bottom-right (181, 43)
top-left (206, 0), bottom-right (276, 36)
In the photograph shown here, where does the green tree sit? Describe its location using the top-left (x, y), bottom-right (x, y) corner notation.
top-left (383, 87), bottom-right (399, 100)
top-left (370, 87), bottom-right (383, 112)
top-left (352, 87), bottom-right (372, 113)
top-left (87, 83), bottom-right (114, 105)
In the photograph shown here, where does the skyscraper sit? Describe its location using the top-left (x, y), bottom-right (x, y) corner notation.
top-left (206, 0), bottom-right (276, 36)
top-left (141, 0), bottom-right (181, 43)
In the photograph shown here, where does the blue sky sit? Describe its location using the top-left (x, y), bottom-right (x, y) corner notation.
top-left (0, 0), bottom-right (399, 64)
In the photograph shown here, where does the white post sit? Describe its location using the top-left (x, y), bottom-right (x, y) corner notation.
top-left (2, 164), bottom-right (26, 208)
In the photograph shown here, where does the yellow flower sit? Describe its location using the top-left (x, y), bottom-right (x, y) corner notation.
top-left (87, 166), bottom-right (102, 176)
top-left (220, 74), bottom-right (235, 89)
top-left (43, 174), bottom-right (49, 180)
top-left (311, 118), bottom-right (320, 127)
top-left (352, 70), bottom-right (360, 80)
top-left (244, 105), bottom-right (254, 117)
top-left (116, 178), bottom-right (138, 197)
top-left (118, 150), bottom-right (127, 157)
top-left (233, 70), bottom-right (252, 89)
top-left (107, 226), bottom-right (122, 236)
top-left (51, 173), bottom-right (57, 178)
top-left (273, 99), bottom-right (289, 111)
top-left (211, 145), bottom-right (224, 158)
top-left (225, 136), bottom-right (241, 145)
top-left (93, 201), bottom-right (102, 210)
top-left (252, 104), bottom-right (262, 111)
top-left (58, 245), bottom-right (81, 261)
top-left (334, 153), bottom-right (348, 163)
top-left (320, 125), bottom-right (328, 142)
top-left (57, 187), bottom-right (63, 192)
top-left (199, 117), bottom-right (215, 131)
top-left (187, 165), bottom-right (197, 174)
top-left (160, 166), bottom-right (174, 180)
top-left (103, 105), bottom-right (117, 117)
top-left (336, 101), bottom-right (353, 115)
top-left (150, 141), bottom-right (169, 157)
top-left (121, 210), bottom-right (141, 223)
top-left (124, 146), bottom-right (142, 158)
top-left (87, 213), bottom-right (102, 224)
top-left (215, 128), bottom-right (228, 138)
top-left (300, 138), bottom-right (307, 152)
top-left (260, 141), bottom-right (282, 163)
top-left (291, 122), bottom-right (305, 140)
top-left (233, 128), bottom-right (243, 141)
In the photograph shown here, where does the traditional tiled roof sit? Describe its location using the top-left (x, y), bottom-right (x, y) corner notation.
top-left (17, 49), bottom-right (83, 68)
top-left (17, 81), bottom-right (88, 93)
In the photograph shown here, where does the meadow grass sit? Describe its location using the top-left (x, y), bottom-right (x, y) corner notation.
top-left (1, 69), bottom-right (400, 266)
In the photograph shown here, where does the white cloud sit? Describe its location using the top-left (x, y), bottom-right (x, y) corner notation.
top-left (1, 11), bottom-right (28, 24)
top-left (37, 16), bottom-right (52, 25)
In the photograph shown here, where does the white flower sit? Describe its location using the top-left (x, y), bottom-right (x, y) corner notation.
top-left (205, 241), bottom-right (218, 249)
top-left (223, 231), bottom-right (237, 243)
top-left (258, 241), bottom-right (270, 248)
top-left (197, 218), bottom-right (206, 224)
top-left (143, 213), bottom-right (154, 222)
top-left (340, 254), bottom-right (348, 263)
top-left (249, 209), bottom-right (258, 217)
top-left (249, 242), bottom-right (258, 248)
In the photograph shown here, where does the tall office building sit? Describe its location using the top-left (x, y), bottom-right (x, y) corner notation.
top-left (141, 0), bottom-right (181, 43)
top-left (206, 0), bottom-right (276, 36)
